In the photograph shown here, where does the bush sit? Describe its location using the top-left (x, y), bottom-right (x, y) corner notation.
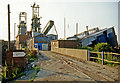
top-left (92, 43), bottom-right (120, 66)
top-left (2, 60), bottom-right (25, 82)
top-left (93, 43), bottom-right (113, 52)
top-left (29, 66), bottom-right (40, 82)
top-left (77, 42), bottom-right (93, 51)
top-left (2, 60), bottom-right (21, 82)
top-left (29, 58), bottom-right (35, 61)
top-left (119, 44), bottom-right (120, 47)
top-left (34, 66), bottom-right (40, 73)
top-left (77, 45), bottom-right (93, 51)
top-left (28, 50), bottom-right (37, 61)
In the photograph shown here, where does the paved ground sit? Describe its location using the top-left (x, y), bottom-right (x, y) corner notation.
top-left (34, 51), bottom-right (118, 82)
top-left (12, 51), bottom-right (119, 82)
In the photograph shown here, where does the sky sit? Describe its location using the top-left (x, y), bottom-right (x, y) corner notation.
top-left (0, 0), bottom-right (119, 43)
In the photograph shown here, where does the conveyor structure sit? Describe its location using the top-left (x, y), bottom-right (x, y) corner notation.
top-left (42, 20), bottom-right (54, 35)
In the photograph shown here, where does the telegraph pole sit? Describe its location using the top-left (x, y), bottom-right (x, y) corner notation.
top-left (8, 4), bottom-right (10, 51)
top-left (14, 23), bottom-right (16, 50)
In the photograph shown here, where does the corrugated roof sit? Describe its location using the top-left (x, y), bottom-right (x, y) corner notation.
top-left (81, 28), bottom-right (108, 39)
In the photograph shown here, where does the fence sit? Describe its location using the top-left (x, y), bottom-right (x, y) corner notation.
top-left (88, 50), bottom-right (120, 65)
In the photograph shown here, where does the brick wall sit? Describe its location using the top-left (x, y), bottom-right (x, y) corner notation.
top-left (16, 35), bottom-right (29, 49)
top-left (51, 40), bottom-right (59, 48)
top-left (51, 40), bottom-right (79, 49)
top-left (59, 40), bottom-right (78, 48)
top-left (6, 51), bottom-right (28, 69)
top-left (27, 37), bottom-right (35, 50)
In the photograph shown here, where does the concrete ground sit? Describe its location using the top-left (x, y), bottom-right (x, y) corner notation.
top-left (34, 51), bottom-right (119, 82)
top-left (12, 51), bottom-right (119, 82)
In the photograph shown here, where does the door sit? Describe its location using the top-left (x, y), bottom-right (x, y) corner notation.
top-left (42, 44), bottom-right (48, 50)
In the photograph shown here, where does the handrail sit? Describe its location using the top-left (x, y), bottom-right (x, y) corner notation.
top-left (88, 51), bottom-right (120, 65)
top-left (90, 57), bottom-right (120, 64)
top-left (90, 51), bottom-right (101, 54)
top-left (90, 51), bottom-right (120, 56)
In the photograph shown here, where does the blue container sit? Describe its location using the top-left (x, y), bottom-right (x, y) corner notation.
top-left (34, 43), bottom-right (42, 50)
top-left (38, 43), bottom-right (42, 50)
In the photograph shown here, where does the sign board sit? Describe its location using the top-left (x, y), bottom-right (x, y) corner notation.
top-left (13, 52), bottom-right (26, 57)
top-left (34, 43), bottom-right (38, 48)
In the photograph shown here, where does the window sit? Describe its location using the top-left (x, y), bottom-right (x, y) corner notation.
top-left (53, 42), bottom-right (55, 45)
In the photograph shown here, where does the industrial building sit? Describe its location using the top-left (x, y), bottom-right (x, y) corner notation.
top-left (16, 3), bottom-right (58, 50)
top-left (16, 12), bottom-right (29, 50)
top-left (67, 26), bottom-right (118, 48)
top-left (51, 40), bottom-right (78, 49)
top-left (0, 40), bottom-right (8, 65)
top-left (0, 40), bottom-right (17, 66)
top-left (27, 34), bottom-right (48, 50)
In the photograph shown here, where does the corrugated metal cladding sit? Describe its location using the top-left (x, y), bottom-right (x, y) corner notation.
top-left (34, 43), bottom-right (48, 50)
top-left (20, 28), bottom-right (26, 35)
top-left (34, 35), bottom-right (49, 50)
top-left (67, 27), bottom-right (118, 47)
top-left (42, 21), bottom-right (54, 35)
top-left (47, 34), bottom-right (58, 42)
top-left (81, 28), bottom-right (117, 47)
top-left (34, 36), bottom-right (48, 42)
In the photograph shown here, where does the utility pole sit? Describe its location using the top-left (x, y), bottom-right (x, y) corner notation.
top-left (8, 4), bottom-right (10, 51)
top-left (86, 26), bottom-right (89, 35)
top-left (14, 23), bottom-right (16, 50)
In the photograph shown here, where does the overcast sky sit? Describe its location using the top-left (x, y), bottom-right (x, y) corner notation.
top-left (0, 0), bottom-right (119, 43)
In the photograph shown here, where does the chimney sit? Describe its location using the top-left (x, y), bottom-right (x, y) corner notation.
top-left (86, 26), bottom-right (89, 36)
top-left (76, 23), bottom-right (78, 40)
top-left (76, 23), bottom-right (78, 35)
top-left (86, 26), bottom-right (88, 31)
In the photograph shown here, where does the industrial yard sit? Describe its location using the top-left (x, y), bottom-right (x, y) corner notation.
top-left (0, 1), bottom-right (120, 83)
top-left (12, 51), bottom-right (118, 82)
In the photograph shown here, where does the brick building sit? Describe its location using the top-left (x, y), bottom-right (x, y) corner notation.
top-left (0, 40), bottom-right (8, 65)
top-left (27, 34), bottom-right (48, 50)
top-left (16, 12), bottom-right (30, 50)
top-left (51, 40), bottom-right (79, 49)
top-left (16, 4), bottom-right (58, 51)
top-left (16, 35), bottom-right (29, 49)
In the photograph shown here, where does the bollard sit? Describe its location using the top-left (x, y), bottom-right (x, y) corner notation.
top-left (88, 50), bottom-right (90, 61)
top-left (102, 51), bottom-right (104, 65)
